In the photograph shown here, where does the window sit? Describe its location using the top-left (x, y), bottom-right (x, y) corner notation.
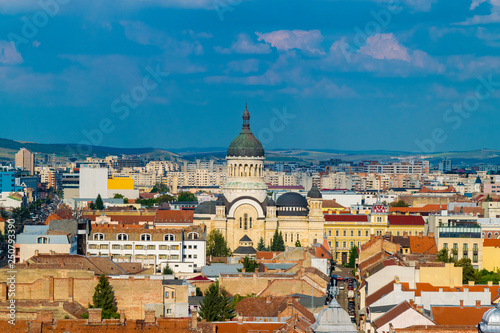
top-left (136, 245), bottom-right (144, 250)
top-left (100, 244), bottom-right (108, 249)
top-left (187, 232), bottom-right (199, 240)
top-left (342, 241), bottom-right (346, 248)
top-left (297, 233), bottom-right (299, 241)
top-left (336, 230), bottom-right (339, 236)
top-left (240, 217), bottom-right (242, 229)
top-left (343, 230), bottom-right (346, 236)
top-left (160, 245), bottom-right (168, 250)
top-left (164, 234), bottom-right (174, 241)
top-left (89, 244), bottom-right (98, 249)
top-left (397, 231), bottom-right (400, 236)
top-left (147, 245), bottom-right (155, 250)
top-left (291, 234), bottom-right (294, 242)
top-left (166, 309), bottom-right (172, 314)
top-left (443, 243), bottom-right (448, 250)
top-left (124, 245), bottom-right (132, 250)
top-left (117, 233), bottom-right (128, 241)
top-left (285, 233), bottom-right (288, 242)
top-left (463, 243), bottom-right (468, 259)
top-left (171, 245), bottom-right (179, 250)
top-left (193, 245), bottom-right (197, 249)
top-left (335, 241), bottom-right (339, 248)
top-left (93, 233), bottom-right (105, 241)
top-left (244, 213), bottom-right (248, 230)
top-left (488, 232), bottom-right (492, 239)
top-left (112, 245), bottom-right (121, 250)
top-left (37, 237), bottom-right (48, 244)
top-left (365, 230), bottom-right (369, 237)
top-left (350, 230), bottom-right (354, 236)
top-left (159, 255), bottom-right (168, 259)
top-left (165, 292), bottom-right (169, 298)
top-left (194, 254), bottom-right (198, 259)
top-left (140, 234), bottom-right (151, 241)
top-left (358, 241), bottom-right (361, 248)
top-left (250, 217), bottom-right (252, 229)
top-left (328, 230), bottom-right (332, 237)
top-left (171, 255), bottom-right (179, 260)
top-left (358, 230), bottom-right (361, 237)
top-left (350, 241), bottom-right (354, 248)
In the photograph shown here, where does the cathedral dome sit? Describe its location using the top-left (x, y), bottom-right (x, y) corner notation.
top-left (276, 192), bottom-right (308, 207)
top-left (227, 104), bottom-right (265, 158)
top-left (479, 303), bottom-right (500, 332)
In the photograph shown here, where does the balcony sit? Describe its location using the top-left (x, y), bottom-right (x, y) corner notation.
top-left (438, 225), bottom-right (481, 238)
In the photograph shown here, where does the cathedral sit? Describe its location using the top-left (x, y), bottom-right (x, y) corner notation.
top-left (193, 105), bottom-right (325, 252)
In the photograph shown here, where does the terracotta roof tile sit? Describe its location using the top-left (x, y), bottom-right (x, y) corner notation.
top-left (388, 215), bottom-right (425, 226)
top-left (325, 214), bottom-right (368, 222)
top-left (431, 305), bottom-right (492, 325)
top-left (409, 235), bottom-right (437, 254)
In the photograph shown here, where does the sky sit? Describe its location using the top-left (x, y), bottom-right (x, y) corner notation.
top-left (1, 0), bottom-right (500, 153)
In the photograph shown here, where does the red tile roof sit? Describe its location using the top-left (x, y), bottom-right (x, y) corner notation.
top-left (419, 186), bottom-right (456, 193)
top-left (210, 322), bottom-right (284, 333)
top-left (322, 200), bottom-right (345, 209)
top-left (372, 301), bottom-right (413, 329)
top-left (409, 235), bottom-right (437, 254)
top-left (389, 204), bottom-right (447, 213)
top-left (324, 214), bottom-right (368, 222)
top-left (235, 296), bottom-right (315, 323)
top-left (366, 281), bottom-right (403, 307)
top-left (483, 239), bottom-right (500, 247)
top-left (155, 210), bottom-right (193, 223)
top-left (431, 305), bottom-right (492, 326)
top-left (256, 251), bottom-right (281, 259)
top-left (388, 215), bottom-right (425, 226)
top-left (187, 275), bottom-right (212, 281)
top-left (45, 213), bottom-right (62, 225)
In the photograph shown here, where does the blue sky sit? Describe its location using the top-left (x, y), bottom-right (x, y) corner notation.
top-left (1, 0), bottom-right (500, 152)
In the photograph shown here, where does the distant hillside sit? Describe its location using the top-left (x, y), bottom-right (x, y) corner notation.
top-left (0, 138), bottom-right (180, 161)
top-left (0, 137), bottom-right (498, 165)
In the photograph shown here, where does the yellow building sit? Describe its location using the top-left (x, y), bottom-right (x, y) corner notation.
top-left (483, 239), bottom-right (500, 271)
top-left (108, 176), bottom-right (134, 190)
top-left (324, 204), bottom-right (426, 263)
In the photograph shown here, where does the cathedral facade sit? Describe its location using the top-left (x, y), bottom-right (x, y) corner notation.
top-left (193, 105), bottom-right (325, 251)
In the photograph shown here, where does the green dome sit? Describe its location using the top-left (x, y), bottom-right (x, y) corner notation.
top-left (227, 105), bottom-right (265, 158)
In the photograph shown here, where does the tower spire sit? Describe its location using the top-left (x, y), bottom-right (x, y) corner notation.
top-left (242, 101), bottom-right (250, 130)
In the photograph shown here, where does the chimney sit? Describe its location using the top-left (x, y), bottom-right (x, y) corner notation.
top-left (35, 250), bottom-right (39, 256)
top-left (212, 324), bottom-right (217, 333)
top-left (191, 309), bottom-right (197, 329)
top-left (468, 281), bottom-right (475, 286)
top-left (242, 268), bottom-right (246, 273)
top-left (419, 231), bottom-right (423, 238)
top-left (49, 250), bottom-right (55, 255)
top-left (460, 300), bottom-right (464, 309)
top-left (119, 309), bottom-right (125, 324)
top-left (266, 295), bottom-right (271, 304)
top-left (409, 299), bottom-right (415, 307)
top-left (88, 308), bottom-right (102, 323)
top-left (403, 231), bottom-right (408, 238)
top-left (428, 232), bottom-right (434, 238)
top-left (476, 300), bottom-right (481, 309)
top-left (488, 281), bottom-right (493, 286)
top-left (237, 316), bottom-right (243, 324)
top-left (144, 310), bottom-right (156, 324)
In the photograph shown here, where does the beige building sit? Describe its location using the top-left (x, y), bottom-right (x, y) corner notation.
top-left (15, 148), bottom-right (34, 174)
top-left (193, 106), bottom-right (325, 251)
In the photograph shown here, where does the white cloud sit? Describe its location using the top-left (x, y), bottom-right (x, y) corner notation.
top-left (214, 33), bottom-right (271, 54)
top-left (256, 30), bottom-right (324, 54)
top-left (359, 33), bottom-right (410, 61)
top-left (0, 41), bottom-right (23, 65)
top-left (457, 0), bottom-right (500, 25)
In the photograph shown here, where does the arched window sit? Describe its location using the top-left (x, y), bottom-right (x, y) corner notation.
top-left (240, 217), bottom-right (242, 229)
top-left (187, 232), bottom-right (199, 240)
top-left (244, 214), bottom-right (248, 230)
top-left (117, 233), bottom-right (128, 241)
top-left (93, 233), bottom-right (105, 241)
top-left (164, 234), bottom-right (175, 241)
top-left (285, 233), bottom-right (287, 242)
top-left (496, 232), bottom-right (499, 239)
top-left (249, 217), bottom-right (252, 229)
top-left (291, 234), bottom-right (294, 242)
top-left (488, 232), bottom-right (492, 239)
top-left (141, 234), bottom-right (151, 241)
top-left (37, 237), bottom-right (48, 244)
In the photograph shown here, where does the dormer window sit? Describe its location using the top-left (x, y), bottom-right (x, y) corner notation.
top-left (164, 234), bottom-right (175, 241)
top-left (93, 233), bottom-right (105, 241)
top-left (37, 237), bottom-right (48, 244)
top-left (141, 234), bottom-right (151, 241)
top-left (117, 233), bottom-right (128, 241)
top-left (187, 232), bottom-right (199, 240)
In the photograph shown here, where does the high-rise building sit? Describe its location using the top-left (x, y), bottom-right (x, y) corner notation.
top-left (15, 148), bottom-right (34, 175)
top-left (439, 158), bottom-right (453, 173)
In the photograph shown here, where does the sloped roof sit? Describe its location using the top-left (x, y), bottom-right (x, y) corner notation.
top-left (21, 254), bottom-right (128, 275)
top-left (324, 214), bottom-right (368, 222)
top-left (431, 305), bottom-right (492, 325)
top-left (372, 301), bottom-right (434, 329)
top-left (322, 199), bottom-right (345, 209)
top-left (388, 215), bottom-right (425, 226)
top-left (235, 296), bottom-right (315, 323)
top-left (155, 209), bottom-right (193, 223)
top-left (409, 235), bottom-right (437, 254)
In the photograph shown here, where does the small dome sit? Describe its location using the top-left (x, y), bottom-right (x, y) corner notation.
top-left (276, 192), bottom-right (308, 207)
top-left (479, 303), bottom-right (500, 332)
top-left (267, 197), bottom-right (276, 206)
top-left (227, 104), bottom-right (265, 158)
top-left (194, 201), bottom-right (215, 215)
top-left (308, 185), bottom-right (322, 198)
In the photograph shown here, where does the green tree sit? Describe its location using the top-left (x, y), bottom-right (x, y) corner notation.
top-left (207, 229), bottom-right (232, 257)
top-left (113, 193), bottom-right (124, 199)
top-left (162, 263), bottom-right (174, 275)
top-left (389, 200), bottom-right (409, 207)
top-left (198, 280), bottom-right (235, 321)
top-left (486, 195), bottom-right (493, 202)
top-left (89, 274), bottom-right (119, 319)
top-left (257, 237), bottom-right (267, 251)
top-left (240, 256), bottom-right (259, 273)
top-left (12, 207), bottom-right (30, 223)
top-left (196, 287), bottom-right (203, 296)
top-left (437, 248), bottom-right (453, 263)
top-left (151, 183), bottom-right (168, 193)
top-left (347, 246), bottom-right (358, 268)
top-left (295, 239), bottom-right (302, 247)
top-left (95, 194), bottom-right (104, 210)
top-left (157, 194), bottom-right (176, 204)
top-left (177, 192), bottom-right (197, 202)
top-left (270, 228), bottom-right (285, 251)
top-left (455, 258), bottom-right (477, 284)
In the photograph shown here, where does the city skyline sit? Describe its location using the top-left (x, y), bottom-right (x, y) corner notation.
top-left (1, 0), bottom-right (500, 152)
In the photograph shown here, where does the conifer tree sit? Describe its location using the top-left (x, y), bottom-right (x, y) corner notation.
top-left (95, 194), bottom-right (104, 210)
top-left (89, 274), bottom-right (119, 319)
top-left (198, 280), bottom-right (235, 321)
top-left (257, 237), bottom-right (266, 251)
